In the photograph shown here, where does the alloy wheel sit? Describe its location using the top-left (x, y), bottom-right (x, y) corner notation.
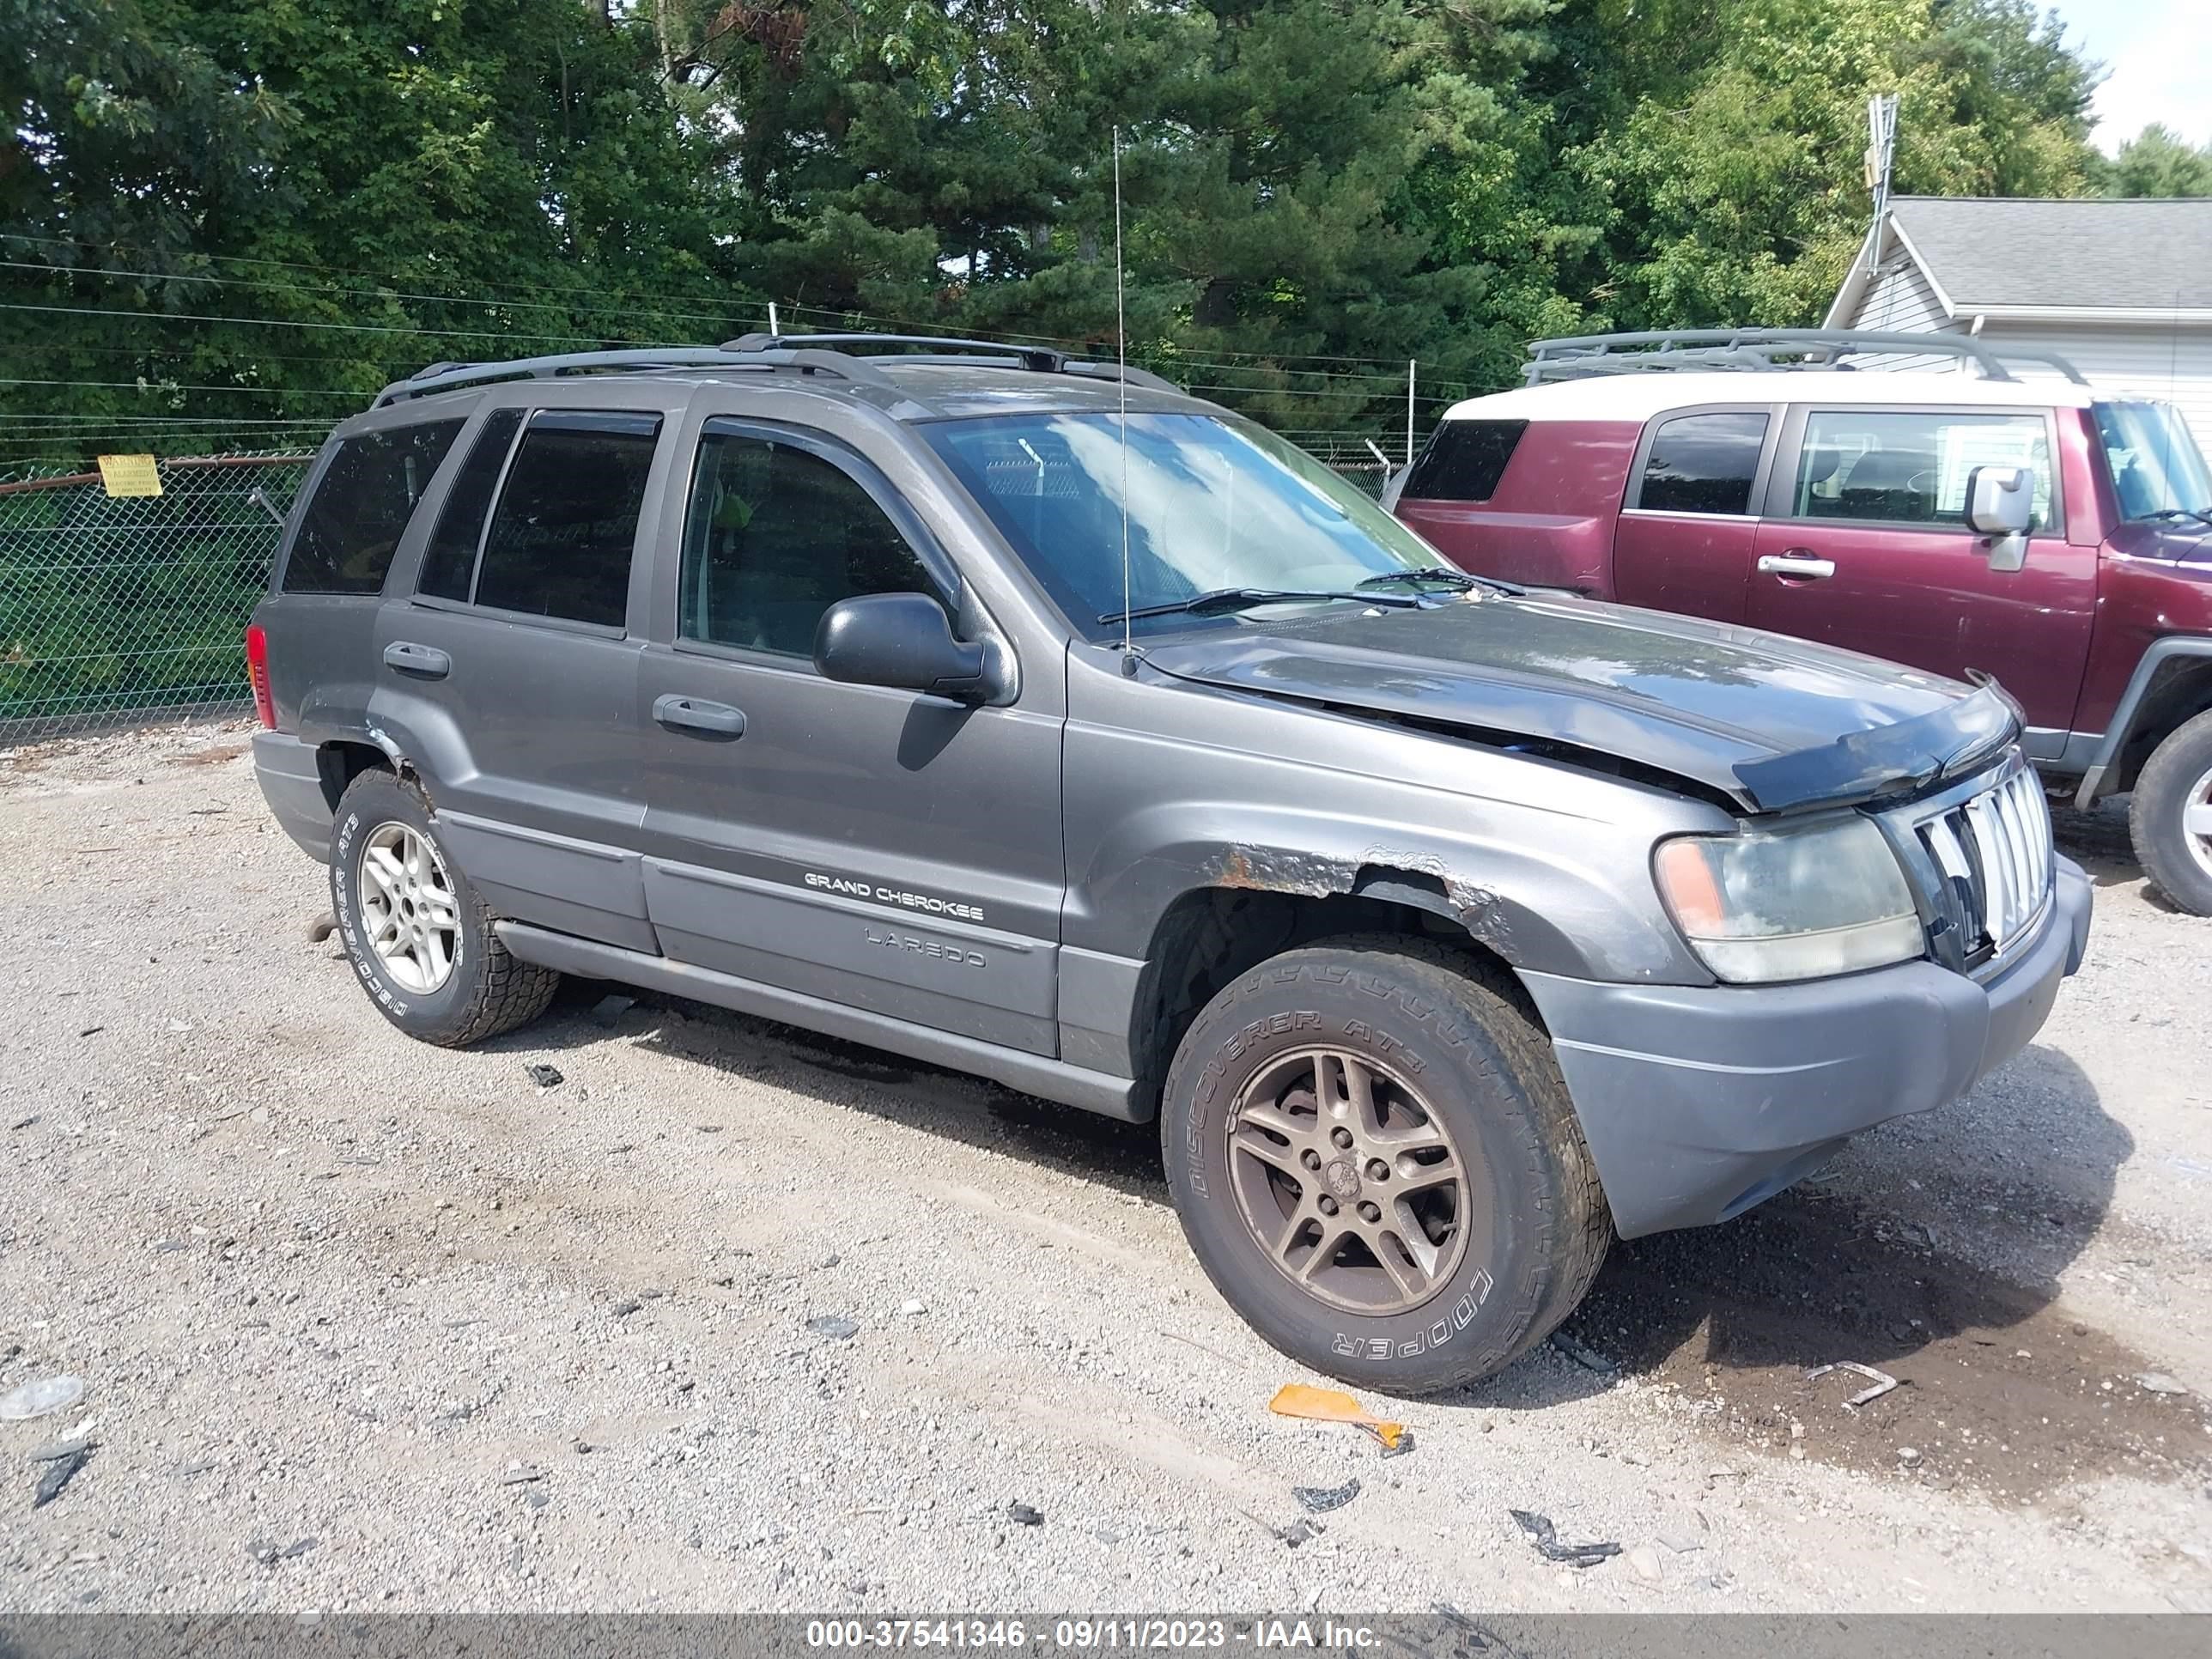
top-left (1225, 1046), bottom-right (1475, 1316)
top-left (357, 822), bottom-right (460, 994)
top-left (2185, 763), bottom-right (2212, 883)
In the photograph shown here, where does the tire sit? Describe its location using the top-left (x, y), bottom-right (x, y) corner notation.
top-left (329, 769), bottom-right (560, 1046)
top-left (1160, 935), bottom-right (1609, 1395)
top-left (2129, 708), bottom-right (2212, 917)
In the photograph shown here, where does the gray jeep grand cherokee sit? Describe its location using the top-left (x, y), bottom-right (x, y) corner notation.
top-left (248, 332), bottom-right (2091, 1393)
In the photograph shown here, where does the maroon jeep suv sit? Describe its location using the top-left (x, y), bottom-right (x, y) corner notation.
top-left (1389, 329), bottom-right (2212, 914)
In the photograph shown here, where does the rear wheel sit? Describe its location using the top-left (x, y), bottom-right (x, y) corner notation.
top-left (1160, 936), bottom-right (1609, 1394)
top-left (330, 769), bottom-right (560, 1045)
top-left (2130, 708), bottom-right (2212, 916)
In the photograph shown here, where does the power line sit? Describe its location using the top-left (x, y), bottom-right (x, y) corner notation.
top-left (0, 300), bottom-right (653, 349)
top-left (0, 375), bottom-right (368, 398)
top-left (0, 256), bottom-right (775, 338)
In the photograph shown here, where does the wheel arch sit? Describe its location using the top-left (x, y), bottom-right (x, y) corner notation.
top-left (1124, 861), bottom-right (1574, 1114)
top-left (2077, 636), bottom-right (2212, 805)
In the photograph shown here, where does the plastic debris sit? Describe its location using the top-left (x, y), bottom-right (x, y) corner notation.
top-left (1267, 1382), bottom-right (1407, 1452)
top-left (0, 1376), bottom-right (85, 1421)
top-left (1278, 1518), bottom-right (1322, 1548)
top-left (1805, 1361), bottom-right (1901, 1409)
top-left (33, 1445), bottom-right (92, 1509)
top-left (1509, 1509), bottom-right (1621, 1568)
top-left (805, 1315), bottom-right (860, 1340)
top-left (1291, 1478), bottom-right (1361, 1514)
top-left (525, 1063), bottom-right (564, 1088)
top-left (1006, 1502), bottom-right (1044, 1527)
top-left (2136, 1373), bottom-right (2189, 1395)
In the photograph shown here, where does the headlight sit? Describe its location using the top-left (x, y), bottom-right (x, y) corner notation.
top-left (1653, 816), bottom-right (1923, 984)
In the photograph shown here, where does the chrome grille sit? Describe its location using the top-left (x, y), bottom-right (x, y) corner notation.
top-left (1911, 763), bottom-right (2055, 968)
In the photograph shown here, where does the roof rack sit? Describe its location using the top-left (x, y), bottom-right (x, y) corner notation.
top-left (371, 331), bottom-right (1182, 409)
top-left (1523, 329), bottom-right (2088, 386)
top-left (723, 331), bottom-right (1067, 372)
top-left (372, 348), bottom-right (765, 408)
top-left (722, 331), bottom-right (1182, 393)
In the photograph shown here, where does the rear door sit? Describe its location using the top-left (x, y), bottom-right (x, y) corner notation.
top-left (1746, 403), bottom-right (2096, 732)
top-left (1610, 405), bottom-right (1778, 623)
top-left (629, 416), bottom-right (1064, 1054)
top-left (371, 400), bottom-right (678, 951)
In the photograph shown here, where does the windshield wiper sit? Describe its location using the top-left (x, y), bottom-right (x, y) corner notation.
top-left (2138, 507), bottom-right (2212, 526)
top-left (1097, 586), bottom-right (1422, 626)
top-left (1356, 567), bottom-right (1524, 598)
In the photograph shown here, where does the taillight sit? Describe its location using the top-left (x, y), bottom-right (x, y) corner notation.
top-left (245, 623), bottom-right (276, 729)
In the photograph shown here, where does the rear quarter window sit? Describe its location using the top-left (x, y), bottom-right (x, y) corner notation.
top-left (281, 420), bottom-right (464, 594)
top-left (1400, 419), bottom-right (1528, 502)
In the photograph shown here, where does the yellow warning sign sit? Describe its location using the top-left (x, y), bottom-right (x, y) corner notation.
top-left (96, 453), bottom-right (162, 498)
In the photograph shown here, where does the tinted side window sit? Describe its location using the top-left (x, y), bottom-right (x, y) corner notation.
top-left (1791, 410), bottom-right (2054, 532)
top-left (1400, 419), bottom-right (1528, 502)
top-left (474, 411), bottom-right (660, 626)
top-left (1636, 411), bottom-right (1768, 514)
top-left (417, 409), bottom-right (522, 601)
top-left (679, 429), bottom-right (939, 657)
top-left (281, 420), bottom-right (463, 594)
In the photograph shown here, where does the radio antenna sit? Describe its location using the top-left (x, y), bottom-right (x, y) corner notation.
top-left (1114, 125), bottom-right (1133, 659)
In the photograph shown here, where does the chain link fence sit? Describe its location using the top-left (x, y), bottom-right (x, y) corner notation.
top-left (0, 453), bottom-right (313, 744)
top-left (0, 431), bottom-right (1402, 747)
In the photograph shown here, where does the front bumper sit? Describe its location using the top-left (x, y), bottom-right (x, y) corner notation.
top-left (252, 730), bottom-right (334, 862)
top-left (1520, 857), bottom-right (2092, 1239)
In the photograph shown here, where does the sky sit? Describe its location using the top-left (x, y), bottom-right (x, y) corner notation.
top-left (2051, 2), bottom-right (2212, 155)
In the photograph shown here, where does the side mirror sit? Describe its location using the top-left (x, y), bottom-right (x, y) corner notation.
top-left (1966, 465), bottom-right (2032, 573)
top-left (814, 592), bottom-right (991, 701)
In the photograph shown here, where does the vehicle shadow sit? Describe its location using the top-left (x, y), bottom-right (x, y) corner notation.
top-left (1461, 1046), bottom-right (2176, 1498)
top-left (493, 976), bottom-right (1170, 1200)
top-left (1471, 1044), bottom-right (2128, 1399)
top-left (496, 971), bottom-right (2185, 1498)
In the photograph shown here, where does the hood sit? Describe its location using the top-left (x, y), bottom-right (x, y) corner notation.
top-left (2106, 517), bottom-right (2212, 563)
top-left (1139, 592), bottom-right (2020, 814)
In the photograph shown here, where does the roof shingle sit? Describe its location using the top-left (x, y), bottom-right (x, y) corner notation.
top-left (1888, 196), bottom-right (2212, 312)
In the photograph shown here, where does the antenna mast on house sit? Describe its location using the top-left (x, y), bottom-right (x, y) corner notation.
top-left (1864, 93), bottom-right (1899, 226)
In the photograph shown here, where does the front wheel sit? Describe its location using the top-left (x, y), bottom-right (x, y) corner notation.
top-left (330, 769), bottom-right (561, 1046)
top-left (1160, 937), bottom-right (1609, 1395)
top-left (2130, 708), bottom-right (2212, 916)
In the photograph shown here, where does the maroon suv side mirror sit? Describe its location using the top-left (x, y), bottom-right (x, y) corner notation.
top-left (1966, 465), bottom-right (2033, 572)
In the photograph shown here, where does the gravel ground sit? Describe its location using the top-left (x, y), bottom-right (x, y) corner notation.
top-left (2, 720), bottom-right (2209, 1613)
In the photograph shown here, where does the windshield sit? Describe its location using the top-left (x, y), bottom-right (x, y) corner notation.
top-left (2094, 400), bottom-right (2212, 521)
top-left (924, 411), bottom-right (1455, 634)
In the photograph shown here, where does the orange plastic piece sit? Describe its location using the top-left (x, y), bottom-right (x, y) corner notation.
top-left (1267, 1382), bottom-right (1407, 1451)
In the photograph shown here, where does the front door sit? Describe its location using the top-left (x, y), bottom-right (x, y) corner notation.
top-left (1746, 403), bottom-right (2097, 732)
top-left (632, 418), bottom-right (1064, 1054)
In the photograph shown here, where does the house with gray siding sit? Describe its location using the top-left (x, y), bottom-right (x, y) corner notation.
top-left (1825, 196), bottom-right (2212, 453)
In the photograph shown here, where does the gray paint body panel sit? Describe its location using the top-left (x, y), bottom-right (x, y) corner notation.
top-left (496, 921), bottom-right (1140, 1119)
top-left (249, 357), bottom-right (2094, 1243)
top-left (1522, 860), bottom-right (2091, 1237)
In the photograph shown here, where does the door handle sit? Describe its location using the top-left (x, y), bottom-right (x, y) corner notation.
top-left (382, 641), bottom-right (452, 678)
top-left (653, 693), bottom-right (746, 739)
top-left (1756, 552), bottom-right (1837, 581)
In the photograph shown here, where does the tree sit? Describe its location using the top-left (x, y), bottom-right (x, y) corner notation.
top-left (1, 0), bottom-right (746, 439)
top-left (1542, 0), bottom-right (2102, 331)
top-left (2099, 125), bottom-right (2212, 198)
